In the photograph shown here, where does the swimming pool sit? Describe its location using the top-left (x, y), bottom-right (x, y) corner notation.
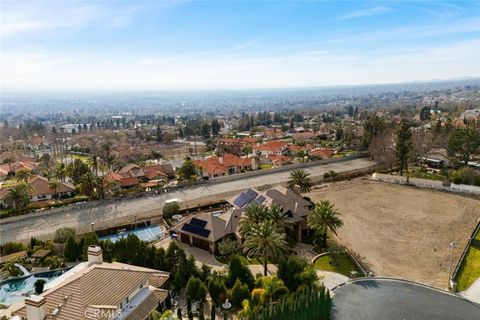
top-left (0, 269), bottom-right (70, 305)
top-left (99, 225), bottom-right (164, 243)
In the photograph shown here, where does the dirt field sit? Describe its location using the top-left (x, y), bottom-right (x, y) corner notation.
top-left (307, 179), bottom-right (480, 288)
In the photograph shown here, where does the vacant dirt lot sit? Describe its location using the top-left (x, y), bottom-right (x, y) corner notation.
top-left (307, 179), bottom-right (480, 288)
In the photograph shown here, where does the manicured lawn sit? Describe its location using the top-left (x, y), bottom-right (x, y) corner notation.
top-left (259, 164), bottom-right (273, 170)
top-left (456, 246), bottom-right (480, 291)
top-left (314, 253), bottom-right (363, 277)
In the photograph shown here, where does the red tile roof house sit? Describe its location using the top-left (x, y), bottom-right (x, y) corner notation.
top-left (253, 140), bottom-right (289, 156)
top-left (105, 163), bottom-right (175, 190)
top-left (0, 159), bottom-right (38, 181)
top-left (309, 148), bottom-right (334, 160)
top-left (217, 137), bottom-right (258, 155)
top-left (175, 186), bottom-right (313, 254)
top-left (24, 175), bottom-right (75, 202)
top-left (193, 153), bottom-right (258, 180)
top-left (259, 154), bottom-right (291, 167)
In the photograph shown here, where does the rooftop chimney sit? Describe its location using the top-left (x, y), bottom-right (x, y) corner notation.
top-left (87, 245), bottom-right (103, 265)
top-left (25, 295), bottom-right (46, 320)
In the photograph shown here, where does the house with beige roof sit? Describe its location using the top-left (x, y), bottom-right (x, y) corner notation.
top-left (175, 186), bottom-right (313, 254)
top-left (9, 246), bottom-right (169, 320)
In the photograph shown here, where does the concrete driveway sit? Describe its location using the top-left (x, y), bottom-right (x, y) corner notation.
top-left (332, 278), bottom-right (480, 320)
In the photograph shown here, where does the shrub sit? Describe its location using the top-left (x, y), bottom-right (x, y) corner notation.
top-left (34, 279), bottom-right (46, 294)
top-left (323, 170), bottom-right (337, 179)
top-left (162, 202), bottom-right (180, 219)
top-left (218, 238), bottom-right (241, 259)
top-left (54, 227), bottom-right (76, 244)
top-left (44, 256), bottom-right (65, 270)
top-left (227, 255), bottom-right (255, 289)
top-left (230, 279), bottom-right (250, 308)
top-left (1, 242), bottom-right (26, 256)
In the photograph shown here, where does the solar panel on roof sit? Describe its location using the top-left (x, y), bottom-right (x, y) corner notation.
top-left (190, 218), bottom-right (207, 228)
top-left (181, 223), bottom-right (211, 238)
top-left (245, 189), bottom-right (258, 199)
top-left (233, 192), bottom-right (249, 207)
top-left (252, 195), bottom-right (266, 205)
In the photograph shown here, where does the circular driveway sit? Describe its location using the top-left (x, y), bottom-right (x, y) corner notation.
top-left (332, 278), bottom-right (480, 320)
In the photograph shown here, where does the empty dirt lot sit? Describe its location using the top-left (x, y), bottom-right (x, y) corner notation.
top-left (307, 179), bottom-right (480, 288)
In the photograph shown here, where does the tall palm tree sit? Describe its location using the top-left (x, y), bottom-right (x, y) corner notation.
top-left (86, 154), bottom-right (98, 176)
top-left (307, 200), bottom-right (343, 248)
top-left (48, 179), bottom-right (60, 200)
top-left (94, 175), bottom-right (109, 199)
top-left (238, 202), bottom-right (269, 237)
top-left (4, 183), bottom-right (30, 212)
top-left (15, 169), bottom-right (31, 183)
top-left (54, 162), bottom-right (66, 182)
top-left (287, 169), bottom-right (312, 193)
top-left (267, 204), bottom-right (294, 233)
top-left (79, 171), bottom-right (96, 199)
top-left (243, 220), bottom-right (288, 276)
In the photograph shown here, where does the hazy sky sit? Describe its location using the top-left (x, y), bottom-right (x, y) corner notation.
top-left (1, 0), bottom-right (479, 90)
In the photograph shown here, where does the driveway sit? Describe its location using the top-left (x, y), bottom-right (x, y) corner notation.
top-left (332, 278), bottom-right (480, 320)
top-left (1, 157), bottom-right (376, 243)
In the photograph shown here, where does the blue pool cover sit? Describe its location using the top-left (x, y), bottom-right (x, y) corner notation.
top-left (100, 225), bottom-right (164, 243)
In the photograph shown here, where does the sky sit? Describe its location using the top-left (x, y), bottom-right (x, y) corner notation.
top-left (1, 0), bottom-right (479, 91)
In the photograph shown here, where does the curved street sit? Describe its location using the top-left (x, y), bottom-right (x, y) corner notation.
top-left (0, 157), bottom-right (376, 243)
top-left (332, 278), bottom-right (480, 320)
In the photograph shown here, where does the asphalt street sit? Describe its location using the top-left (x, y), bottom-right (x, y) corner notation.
top-left (0, 157), bottom-right (375, 243)
top-left (332, 279), bottom-right (480, 320)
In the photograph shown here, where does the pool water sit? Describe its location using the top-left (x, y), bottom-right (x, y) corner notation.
top-left (99, 225), bottom-right (164, 243)
top-left (0, 269), bottom-right (69, 305)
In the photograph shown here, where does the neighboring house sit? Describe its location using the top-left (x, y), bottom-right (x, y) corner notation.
top-left (106, 163), bottom-right (175, 190)
top-left (0, 159), bottom-right (38, 181)
top-left (309, 148), bottom-right (334, 160)
top-left (420, 148), bottom-right (451, 168)
top-left (217, 137), bottom-right (257, 155)
top-left (175, 186), bottom-right (313, 254)
top-left (28, 175), bottom-right (76, 202)
top-left (293, 131), bottom-right (317, 141)
top-left (253, 140), bottom-right (289, 156)
top-left (259, 154), bottom-right (291, 167)
top-left (193, 153), bottom-right (258, 180)
top-left (10, 246), bottom-right (170, 320)
top-left (263, 128), bottom-right (285, 140)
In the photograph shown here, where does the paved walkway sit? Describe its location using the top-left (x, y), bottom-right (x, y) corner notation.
top-left (316, 270), bottom-right (350, 291)
top-left (458, 277), bottom-right (480, 304)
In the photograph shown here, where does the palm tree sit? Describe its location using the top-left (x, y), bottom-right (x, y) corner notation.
top-left (287, 169), bottom-right (312, 193)
top-left (15, 169), bottom-right (31, 183)
top-left (94, 175), bottom-right (108, 199)
top-left (267, 204), bottom-right (294, 233)
top-left (307, 200), bottom-right (343, 248)
top-left (79, 171), bottom-right (96, 199)
top-left (4, 183), bottom-right (30, 212)
top-left (48, 179), bottom-right (60, 200)
top-left (243, 220), bottom-right (288, 276)
top-left (3, 157), bottom-right (15, 174)
top-left (86, 154), bottom-right (98, 176)
top-left (238, 202), bottom-right (269, 237)
top-left (54, 162), bottom-right (66, 181)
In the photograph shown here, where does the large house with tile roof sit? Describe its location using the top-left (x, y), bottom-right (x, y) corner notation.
top-left (193, 153), bottom-right (258, 180)
top-left (10, 246), bottom-right (169, 320)
top-left (174, 186), bottom-right (313, 254)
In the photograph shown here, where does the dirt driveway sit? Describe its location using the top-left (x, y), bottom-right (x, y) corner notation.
top-left (307, 179), bottom-right (480, 288)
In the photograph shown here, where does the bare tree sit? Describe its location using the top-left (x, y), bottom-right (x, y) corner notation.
top-left (368, 129), bottom-right (396, 171)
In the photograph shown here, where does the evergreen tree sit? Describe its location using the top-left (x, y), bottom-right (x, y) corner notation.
top-left (395, 120), bottom-right (413, 176)
top-left (64, 235), bottom-right (79, 262)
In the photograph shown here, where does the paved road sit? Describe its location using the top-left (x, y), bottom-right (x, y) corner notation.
top-left (0, 157), bottom-right (375, 243)
top-left (332, 278), bottom-right (480, 320)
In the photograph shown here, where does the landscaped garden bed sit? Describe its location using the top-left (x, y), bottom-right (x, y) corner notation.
top-left (314, 252), bottom-right (364, 277)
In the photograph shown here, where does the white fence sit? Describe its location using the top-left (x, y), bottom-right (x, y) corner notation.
top-left (371, 173), bottom-right (480, 195)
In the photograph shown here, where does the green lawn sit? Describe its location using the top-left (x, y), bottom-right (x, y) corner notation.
top-left (314, 253), bottom-right (364, 277)
top-left (407, 167), bottom-right (446, 181)
top-left (456, 246), bottom-right (480, 291)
